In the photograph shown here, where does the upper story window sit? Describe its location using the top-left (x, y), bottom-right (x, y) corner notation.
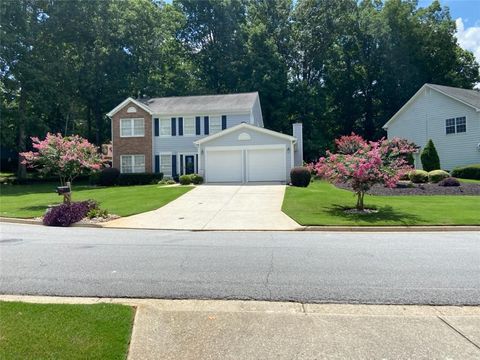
top-left (160, 118), bottom-right (171, 136)
top-left (120, 155), bottom-right (145, 173)
top-left (209, 116), bottom-right (222, 134)
top-left (446, 116), bottom-right (466, 135)
top-left (184, 117), bottom-right (195, 136)
top-left (120, 118), bottom-right (144, 137)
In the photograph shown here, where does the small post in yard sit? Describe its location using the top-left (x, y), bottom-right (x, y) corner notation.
top-left (56, 182), bottom-right (72, 205)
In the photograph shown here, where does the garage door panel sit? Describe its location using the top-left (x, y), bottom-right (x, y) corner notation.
top-left (247, 148), bottom-right (286, 182)
top-left (206, 150), bottom-right (243, 183)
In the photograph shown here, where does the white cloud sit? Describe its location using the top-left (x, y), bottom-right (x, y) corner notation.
top-left (455, 18), bottom-right (480, 63)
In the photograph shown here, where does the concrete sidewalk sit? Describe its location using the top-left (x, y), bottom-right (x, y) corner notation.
top-left (103, 184), bottom-right (301, 230)
top-left (2, 295), bottom-right (479, 359)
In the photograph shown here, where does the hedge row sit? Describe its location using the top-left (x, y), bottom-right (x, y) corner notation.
top-left (90, 168), bottom-right (163, 186)
top-left (451, 164), bottom-right (480, 180)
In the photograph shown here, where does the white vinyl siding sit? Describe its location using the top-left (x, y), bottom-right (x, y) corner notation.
top-left (120, 118), bottom-right (144, 137)
top-left (120, 155), bottom-right (145, 173)
top-left (386, 87), bottom-right (480, 170)
top-left (160, 118), bottom-right (171, 136)
top-left (160, 154), bottom-right (172, 176)
top-left (209, 116), bottom-right (222, 134)
top-left (184, 117), bottom-right (195, 136)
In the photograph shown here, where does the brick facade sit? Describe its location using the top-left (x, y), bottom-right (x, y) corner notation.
top-left (111, 101), bottom-right (152, 173)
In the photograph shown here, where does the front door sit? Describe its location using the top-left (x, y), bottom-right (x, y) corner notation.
top-left (185, 155), bottom-right (195, 175)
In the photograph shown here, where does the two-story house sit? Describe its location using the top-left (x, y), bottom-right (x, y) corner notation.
top-left (107, 92), bottom-right (303, 183)
top-left (383, 84), bottom-right (480, 170)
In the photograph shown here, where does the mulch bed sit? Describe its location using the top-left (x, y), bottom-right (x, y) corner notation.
top-left (335, 182), bottom-right (480, 196)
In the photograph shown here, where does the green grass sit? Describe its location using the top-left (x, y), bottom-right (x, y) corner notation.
top-left (282, 181), bottom-right (480, 226)
top-left (458, 178), bottom-right (480, 184)
top-left (0, 183), bottom-right (192, 218)
top-left (0, 301), bottom-right (133, 360)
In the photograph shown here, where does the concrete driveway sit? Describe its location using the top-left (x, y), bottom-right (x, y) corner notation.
top-left (103, 184), bottom-right (301, 230)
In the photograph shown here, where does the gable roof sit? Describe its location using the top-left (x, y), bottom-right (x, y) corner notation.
top-left (106, 97), bottom-right (153, 117)
top-left (194, 122), bottom-right (296, 145)
top-left (383, 83), bottom-right (480, 129)
top-left (144, 92), bottom-right (259, 115)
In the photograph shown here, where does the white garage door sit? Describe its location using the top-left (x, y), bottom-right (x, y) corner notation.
top-left (205, 149), bottom-right (243, 183)
top-left (247, 148), bottom-right (286, 182)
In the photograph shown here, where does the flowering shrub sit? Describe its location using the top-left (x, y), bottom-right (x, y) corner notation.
top-left (315, 134), bottom-right (417, 210)
top-left (20, 133), bottom-right (104, 186)
top-left (43, 201), bottom-right (96, 226)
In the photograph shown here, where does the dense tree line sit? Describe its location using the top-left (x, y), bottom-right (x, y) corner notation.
top-left (1, 0), bottom-right (479, 175)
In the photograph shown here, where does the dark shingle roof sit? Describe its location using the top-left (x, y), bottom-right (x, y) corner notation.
top-left (428, 84), bottom-right (480, 109)
top-left (140, 92), bottom-right (259, 115)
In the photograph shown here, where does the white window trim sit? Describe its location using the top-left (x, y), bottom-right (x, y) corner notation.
top-left (209, 116), bottom-right (222, 135)
top-left (159, 152), bottom-right (173, 176)
top-left (159, 118), bottom-right (172, 137)
top-left (120, 154), bottom-right (145, 174)
top-left (120, 118), bottom-right (145, 137)
top-left (445, 116), bottom-right (467, 135)
top-left (183, 117), bottom-right (196, 137)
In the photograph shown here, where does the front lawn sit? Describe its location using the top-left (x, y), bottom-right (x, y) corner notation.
top-left (282, 181), bottom-right (480, 226)
top-left (0, 183), bottom-right (192, 218)
top-left (0, 301), bottom-right (133, 360)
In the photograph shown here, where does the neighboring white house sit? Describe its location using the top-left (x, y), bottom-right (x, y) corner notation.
top-left (383, 83), bottom-right (480, 170)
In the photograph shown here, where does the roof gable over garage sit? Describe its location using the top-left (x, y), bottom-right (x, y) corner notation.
top-left (194, 123), bottom-right (296, 146)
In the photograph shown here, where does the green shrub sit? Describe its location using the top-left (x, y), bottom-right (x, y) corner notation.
top-left (116, 173), bottom-right (163, 186)
top-left (91, 167), bottom-right (121, 186)
top-left (409, 170), bottom-right (428, 183)
top-left (451, 164), bottom-right (480, 180)
top-left (290, 167), bottom-right (312, 187)
top-left (420, 139), bottom-right (440, 172)
top-left (86, 207), bottom-right (109, 219)
top-left (179, 175), bottom-right (192, 185)
top-left (428, 170), bottom-right (450, 183)
top-left (190, 174), bottom-right (203, 185)
top-left (158, 177), bottom-right (176, 185)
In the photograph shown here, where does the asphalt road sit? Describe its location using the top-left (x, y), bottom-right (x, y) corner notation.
top-left (0, 223), bottom-right (479, 305)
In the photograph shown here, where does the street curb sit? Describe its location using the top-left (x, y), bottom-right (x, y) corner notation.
top-left (1, 295), bottom-right (479, 316)
top-left (0, 217), bottom-right (102, 228)
top-left (1, 217), bottom-right (478, 232)
top-left (302, 226), bottom-right (480, 232)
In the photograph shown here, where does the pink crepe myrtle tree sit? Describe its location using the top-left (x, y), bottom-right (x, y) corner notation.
top-left (20, 133), bottom-right (104, 186)
top-left (315, 134), bottom-right (417, 211)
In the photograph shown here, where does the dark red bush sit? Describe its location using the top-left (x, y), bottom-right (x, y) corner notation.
top-left (438, 177), bottom-right (460, 187)
top-left (290, 167), bottom-right (312, 187)
top-left (43, 201), bottom-right (94, 227)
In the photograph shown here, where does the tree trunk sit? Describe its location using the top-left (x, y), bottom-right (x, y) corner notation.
top-left (356, 191), bottom-right (365, 211)
top-left (17, 88), bottom-right (27, 179)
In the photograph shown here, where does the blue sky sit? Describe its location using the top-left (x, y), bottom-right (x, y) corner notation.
top-left (419, 0), bottom-right (480, 62)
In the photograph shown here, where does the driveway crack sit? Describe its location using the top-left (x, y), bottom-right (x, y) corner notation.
top-left (437, 316), bottom-right (480, 351)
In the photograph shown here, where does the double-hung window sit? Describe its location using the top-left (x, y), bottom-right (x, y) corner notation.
top-left (160, 118), bottom-right (171, 136)
top-left (209, 116), bottom-right (222, 134)
top-left (445, 116), bottom-right (466, 134)
top-left (183, 117), bottom-right (195, 136)
top-left (121, 155), bottom-right (145, 173)
top-left (120, 118), bottom-right (144, 137)
top-left (160, 154), bottom-right (172, 176)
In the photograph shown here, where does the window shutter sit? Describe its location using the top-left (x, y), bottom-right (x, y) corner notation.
top-left (180, 155), bottom-right (184, 176)
top-left (171, 118), bottom-right (176, 136)
top-left (172, 155), bottom-right (177, 177)
top-left (154, 118), bottom-right (159, 137)
top-left (195, 154), bottom-right (198, 173)
top-left (195, 116), bottom-right (201, 135)
top-left (204, 116), bottom-right (209, 135)
top-left (178, 117), bottom-right (183, 136)
top-left (155, 155), bottom-right (160, 173)
top-left (222, 115), bottom-right (227, 130)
